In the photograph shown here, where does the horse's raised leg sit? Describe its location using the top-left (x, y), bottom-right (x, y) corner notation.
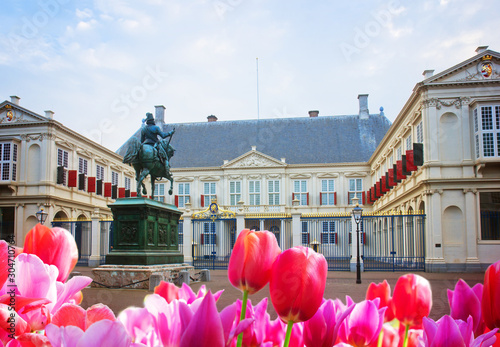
top-left (151, 176), bottom-right (156, 200)
top-left (168, 176), bottom-right (173, 195)
top-left (138, 169), bottom-right (150, 197)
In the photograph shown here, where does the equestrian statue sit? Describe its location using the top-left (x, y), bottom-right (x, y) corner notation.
top-left (123, 112), bottom-right (175, 199)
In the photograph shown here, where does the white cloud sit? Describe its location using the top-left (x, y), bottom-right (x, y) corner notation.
top-left (76, 8), bottom-right (93, 19)
top-left (76, 19), bottom-right (97, 31)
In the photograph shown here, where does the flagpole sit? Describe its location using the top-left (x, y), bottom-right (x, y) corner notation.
top-left (256, 57), bottom-right (260, 120)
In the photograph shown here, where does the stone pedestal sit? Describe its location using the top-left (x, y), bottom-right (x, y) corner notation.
top-left (105, 197), bottom-right (184, 265)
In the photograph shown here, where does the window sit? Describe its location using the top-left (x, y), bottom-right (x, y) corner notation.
top-left (321, 179), bottom-right (335, 205)
top-left (203, 182), bottom-right (216, 207)
top-left (293, 180), bottom-right (308, 205)
top-left (396, 147), bottom-right (402, 160)
top-left (96, 164), bottom-right (105, 180)
top-left (230, 181), bottom-right (241, 206)
top-left (178, 222), bottom-right (183, 249)
top-left (474, 105), bottom-right (500, 158)
top-left (406, 135), bottom-right (412, 151)
top-left (154, 183), bottom-right (165, 202)
top-left (321, 221), bottom-right (337, 244)
top-left (1, 143), bottom-right (18, 181)
top-left (301, 221), bottom-right (309, 245)
top-left (202, 222), bottom-right (216, 244)
top-left (249, 180), bottom-right (261, 205)
top-left (125, 177), bottom-right (131, 191)
top-left (389, 156), bottom-right (394, 167)
top-left (416, 121), bottom-right (423, 143)
top-left (268, 180), bottom-right (280, 205)
top-left (78, 158), bottom-right (88, 175)
top-left (178, 183), bottom-right (190, 207)
top-left (348, 178), bottom-right (363, 205)
top-left (57, 148), bottom-right (69, 185)
top-left (480, 192), bottom-right (500, 240)
top-left (111, 171), bottom-right (119, 186)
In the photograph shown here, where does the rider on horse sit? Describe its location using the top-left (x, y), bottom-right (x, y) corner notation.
top-left (141, 112), bottom-right (174, 175)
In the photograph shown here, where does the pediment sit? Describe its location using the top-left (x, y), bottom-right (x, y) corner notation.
top-left (0, 102), bottom-right (48, 125)
top-left (344, 172), bottom-right (367, 178)
top-left (317, 173), bottom-right (339, 178)
top-left (425, 50), bottom-right (500, 84)
top-left (222, 150), bottom-right (287, 169)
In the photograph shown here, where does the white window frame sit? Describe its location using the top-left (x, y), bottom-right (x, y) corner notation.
top-left (230, 181), bottom-right (241, 206)
top-left (406, 134), bottom-right (412, 151)
top-left (96, 164), bottom-right (105, 181)
top-left (248, 180), bottom-right (261, 206)
top-left (321, 179), bottom-right (335, 205)
top-left (293, 180), bottom-right (308, 206)
top-left (57, 148), bottom-right (69, 185)
top-left (268, 180), bottom-right (280, 205)
top-left (78, 157), bottom-right (88, 175)
top-left (474, 105), bottom-right (500, 158)
top-left (416, 121), bottom-right (423, 143)
top-left (125, 177), bottom-right (131, 191)
top-left (348, 178), bottom-right (363, 205)
top-left (178, 183), bottom-right (190, 208)
top-left (154, 183), bottom-right (165, 202)
top-left (0, 142), bottom-right (18, 182)
top-left (111, 171), bottom-right (119, 186)
top-left (203, 182), bottom-right (217, 207)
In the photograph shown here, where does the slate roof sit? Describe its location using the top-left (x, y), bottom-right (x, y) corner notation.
top-left (116, 114), bottom-right (392, 168)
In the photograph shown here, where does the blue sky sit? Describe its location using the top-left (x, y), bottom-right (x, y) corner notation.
top-left (1, 0), bottom-right (499, 151)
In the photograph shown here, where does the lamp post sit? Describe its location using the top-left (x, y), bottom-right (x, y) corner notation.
top-left (36, 208), bottom-right (48, 225)
top-left (351, 197), bottom-right (363, 284)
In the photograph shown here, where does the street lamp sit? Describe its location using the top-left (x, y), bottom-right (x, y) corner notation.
top-left (351, 196), bottom-right (363, 284)
top-left (36, 208), bottom-right (48, 225)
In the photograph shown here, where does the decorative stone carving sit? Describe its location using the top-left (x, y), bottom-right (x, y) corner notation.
top-left (20, 133), bottom-right (55, 142)
top-left (120, 222), bottom-right (139, 245)
top-left (229, 153), bottom-right (284, 168)
top-left (158, 224), bottom-right (168, 245)
top-left (148, 222), bottom-right (154, 245)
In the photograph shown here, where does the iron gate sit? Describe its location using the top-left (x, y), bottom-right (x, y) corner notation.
top-left (192, 219), bottom-right (236, 269)
top-left (51, 220), bottom-right (92, 266)
top-left (301, 216), bottom-right (352, 271)
top-left (363, 213), bottom-right (425, 271)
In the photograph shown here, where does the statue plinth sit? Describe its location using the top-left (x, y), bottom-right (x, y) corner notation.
top-left (105, 197), bottom-right (184, 265)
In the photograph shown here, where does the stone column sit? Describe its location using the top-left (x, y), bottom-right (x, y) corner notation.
top-left (88, 208), bottom-right (101, 268)
top-left (426, 189), bottom-right (446, 272)
top-left (183, 215), bottom-right (193, 264)
top-left (236, 213), bottom-right (245, 236)
top-left (464, 189), bottom-right (480, 271)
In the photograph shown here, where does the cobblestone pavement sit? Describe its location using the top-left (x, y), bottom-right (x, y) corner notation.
top-left (76, 267), bottom-right (485, 321)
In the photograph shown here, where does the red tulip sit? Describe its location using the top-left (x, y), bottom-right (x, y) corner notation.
top-left (228, 229), bottom-right (281, 295)
top-left (483, 260), bottom-right (500, 330)
top-left (392, 274), bottom-right (432, 328)
top-left (23, 224), bottom-right (78, 282)
top-left (366, 280), bottom-right (395, 322)
top-left (269, 246), bottom-right (327, 323)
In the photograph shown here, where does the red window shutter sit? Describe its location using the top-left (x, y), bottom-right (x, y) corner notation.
top-left (362, 191), bottom-right (366, 204)
top-left (334, 192), bottom-right (337, 205)
top-left (406, 150), bottom-right (418, 171)
top-left (397, 160), bottom-right (407, 180)
top-left (375, 182), bottom-right (381, 198)
top-left (201, 234), bottom-right (204, 245)
top-left (306, 193), bottom-right (309, 205)
top-left (381, 178), bottom-right (388, 193)
top-left (175, 195), bottom-right (179, 207)
top-left (68, 170), bottom-right (77, 187)
top-left (201, 195), bottom-right (205, 207)
top-left (118, 188), bottom-right (126, 198)
top-left (292, 193), bottom-right (296, 202)
top-left (413, 143), bottom-right (424, 166)
top-left (104, 183), bottom-right (112, 197)
top-left (87, 177), bottom-right (96, 193)
top-left (334, 233), bottom-right (338, 244)
top-left (319, 192), bottom-right (323, 205)
top-left (388, 169), bottom-right (396, 187)
top-left (131, 192), bottom-right (137, 197)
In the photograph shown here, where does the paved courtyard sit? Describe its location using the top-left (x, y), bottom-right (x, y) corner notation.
top-left (76, 266), bottom-right (485, 321)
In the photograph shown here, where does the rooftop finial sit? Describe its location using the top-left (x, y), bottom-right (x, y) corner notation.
top-left (379, 107), bottom-right (384, 117)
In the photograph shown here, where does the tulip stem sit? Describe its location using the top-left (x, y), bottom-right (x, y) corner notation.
top-left (402, 324), bottom-right (409, 347)
top-left (283, 320), bottom-right (294, 347)
top-left (377, 328), bottom-right (384, 347)
top-left (236, 289), bottom-right (249, 347)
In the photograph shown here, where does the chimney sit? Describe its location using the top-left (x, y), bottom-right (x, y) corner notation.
top-left (422, 70), bottom-right (434, 79)
top-left (207, 115), bottom-right (218, 122)
top-left (44, 110), bottom-right (54, 119)
top-left (155, 105), bottom-right (165, 126)
top-left (358, 94), bottom-right (369, 119)
top-left (308, 110), bottom-right (319, 118)
top-left (10, 96), bottom-right (20, 105)
top-left (476, 46), bottom-right (489, 54)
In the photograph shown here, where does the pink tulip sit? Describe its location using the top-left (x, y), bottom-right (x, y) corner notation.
top-left (483, 260), bottom-right (500, 330)
top-left (51, 303), bottom-right (116, 331)
top-left (338, 298), bottom-right (386, 347)
top-left (180, 291), bottom-right (225, 347)
top-left (366, 280), bottom-right (395, 322)
top-left (270, 246), bottom-right (327, 323)
top-left (448, 279), bottom-right (485, 336)
top-left (118, 307), bottom-right (156, 345)
top-left (154, 281), bottom-right (223, 305)
top-left (392, 274), bottom-right (432, 328)
top-left (0, 241), bottom-right (9, 290)
top-left (46, 319), bottom-right (133, 347)
top-left (23, 224), bottom-right (79, 283)
top-left (228, 229), bottom-right (281, 295)
top-left (423, 315), bottom-right (498, 347)
top-left (304, 299), bottom-right (355, 347)
top-left (367, 323), bottom-right (399, 347)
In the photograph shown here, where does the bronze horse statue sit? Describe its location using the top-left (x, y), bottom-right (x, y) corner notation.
top-left (123, 136), bottom-right (175, 199)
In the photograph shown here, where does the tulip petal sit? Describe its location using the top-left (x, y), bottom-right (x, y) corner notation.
top-left (52, 276), bottom-right (92, 313)
top-left (86, 304), bottom-right (116, 328)
top-left (482, 260), bottom-right (500, 330)
top-left (154, 281), bottom-right (179, 303)
top-left (76, 319), bottom-right (132, 347)
top-left (0, 241), bottom-right (9, 290)
top-left (46, 323), bottom-right (84, 347)
top-left (51, 303), bottom-right (86, 330)
top-left (23, 224), bottom-right (79, 282)
top-left (180, 291), bottom-right (224, 347)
